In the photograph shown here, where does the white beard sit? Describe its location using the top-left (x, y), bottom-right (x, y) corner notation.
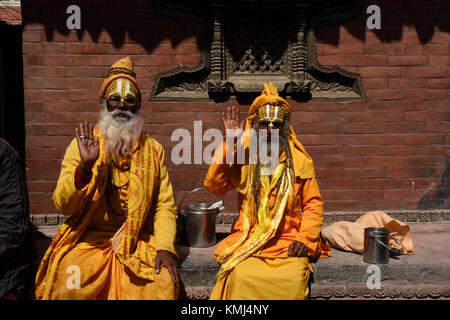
top-left (98, 102), bottom-right (143, 157)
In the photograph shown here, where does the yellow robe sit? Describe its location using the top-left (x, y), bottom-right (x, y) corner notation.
top-left (204, 140), bottom-right (330, 300)
top-left (35, 131), bottom-right (178, 300)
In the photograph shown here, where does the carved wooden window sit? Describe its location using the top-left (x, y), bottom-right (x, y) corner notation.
top-left (151, 1), bottom-right (366, 102)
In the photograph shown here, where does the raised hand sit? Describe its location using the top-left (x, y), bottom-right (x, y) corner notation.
top-left (75, 122), bottom-right (100, 175)
top-left (221, 106), bottom-right (245, 138)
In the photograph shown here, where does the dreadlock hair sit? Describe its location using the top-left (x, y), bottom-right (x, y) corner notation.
top-left (251, 118), bottom-right (295, 208)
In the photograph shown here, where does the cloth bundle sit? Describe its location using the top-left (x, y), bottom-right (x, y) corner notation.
top-left (321, 211), bottom-right (414, 255)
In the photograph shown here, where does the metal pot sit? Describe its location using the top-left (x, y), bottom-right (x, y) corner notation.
top-left (363, 227), bottom-right (402, 264)
top-left (177, 187), bottom-right (224, 248)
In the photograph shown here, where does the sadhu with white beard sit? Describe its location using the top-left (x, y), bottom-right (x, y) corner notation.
top-left (205, 83), bottom-right (331, 300)
top-left (34, 57), bottom-right (179, 300)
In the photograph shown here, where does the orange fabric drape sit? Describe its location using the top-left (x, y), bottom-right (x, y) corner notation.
top-left (204, 140), bottom-right (331, 261)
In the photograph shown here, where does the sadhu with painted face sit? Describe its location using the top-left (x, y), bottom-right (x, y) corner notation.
top-left (204, 83), bottom-right (331, 300)
top-left (34, 57), bottom-right (180, 300)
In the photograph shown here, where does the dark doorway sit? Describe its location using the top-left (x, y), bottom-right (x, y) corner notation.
top-left (0, 21), bottom-right (25, 162)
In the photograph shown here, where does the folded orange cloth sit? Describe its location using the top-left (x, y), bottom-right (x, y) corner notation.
top-left (321, 211), bottom-right (413, 255)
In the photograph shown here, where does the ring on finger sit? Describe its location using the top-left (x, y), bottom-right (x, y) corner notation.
top-left (79, 135), bottom-right (86, 139)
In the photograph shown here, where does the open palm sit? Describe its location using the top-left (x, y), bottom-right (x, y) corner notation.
top-left (75, 122), bottom-right (99, 171)
top-left (221, 106), bottom-right (245, 136)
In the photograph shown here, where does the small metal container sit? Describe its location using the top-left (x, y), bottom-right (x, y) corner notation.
top-left (363, 227), bottom-right (390, 264)
top-left (183, 203), bottom-right (218, 247)
top-left (178, 187), bottom-right (224, 248)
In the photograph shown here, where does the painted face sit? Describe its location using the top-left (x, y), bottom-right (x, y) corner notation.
top-left (257, 104), bottom-right (286, 129)
top-left (105, 78), bottom-right (139, 112)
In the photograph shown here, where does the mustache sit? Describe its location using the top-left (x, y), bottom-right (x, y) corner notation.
top-left (111, 109), bottom-right (135, 120)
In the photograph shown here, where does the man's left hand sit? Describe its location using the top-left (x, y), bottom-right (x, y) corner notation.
top-left (288, 240), bottom-right (309, 257)
top-left (155, 250), bottom-right (180, 286)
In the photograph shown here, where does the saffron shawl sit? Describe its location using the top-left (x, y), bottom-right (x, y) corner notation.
top-left (35, 128), bottom-right (159, 299)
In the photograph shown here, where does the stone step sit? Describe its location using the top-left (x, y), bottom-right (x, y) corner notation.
top-left (177, 222), bottom-right (450, 300)
top-left (214, 209), bottom-right (450, 232)
top-left (31, 210), bottom-right (450, 231)
top-left (31, 213), bottom-right (450, 300)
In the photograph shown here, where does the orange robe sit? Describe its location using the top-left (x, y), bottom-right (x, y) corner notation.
top-left (205, 140), bottom-right (328, 259)
top-left (204, 140), bottom-right (330, 299)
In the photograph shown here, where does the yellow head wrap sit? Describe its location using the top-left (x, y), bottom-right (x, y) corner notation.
top-left (243, 82), bottom-right (315, 179)
top-left (247, 82), bottom-right (291, 125)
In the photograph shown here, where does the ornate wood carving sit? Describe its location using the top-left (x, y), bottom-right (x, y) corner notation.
top-left (151, 0), bottom-right (366, 102)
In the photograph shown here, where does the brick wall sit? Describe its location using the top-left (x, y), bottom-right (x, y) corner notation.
top-left (0, 3), bottom-right (22, 26)
top-left (21, 0), bottom-right (449, 218)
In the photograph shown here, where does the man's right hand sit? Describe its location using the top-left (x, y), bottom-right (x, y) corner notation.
top-left (75, 122), bottom-right (100, 175)
top-left (288, 240), bottom-right (309, 258)
top-left (221, 106), bottom-right (245, 138)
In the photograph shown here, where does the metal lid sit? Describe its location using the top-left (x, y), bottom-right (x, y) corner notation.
top-left (184, 203), bottom-right (218, 215)
top-left (364, 227), bottom-right (389, 233)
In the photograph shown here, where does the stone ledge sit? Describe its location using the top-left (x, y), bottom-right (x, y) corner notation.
top-left (177, 222), bottom-right (450, 299)
top-left (184, 284), bottom-right (450, 300)
top-left (310, 284), bottom-right (450, 300)
top-left (31, 216), bottom-right (450, 300)
top-left (217, 209), bottom-right (450, 224)
top-left (31, 209), bottom-right (450, 230)
top-left (31, 214), bottom-right (68, 228)
top-left (215, 210), bottom-right (450, 234)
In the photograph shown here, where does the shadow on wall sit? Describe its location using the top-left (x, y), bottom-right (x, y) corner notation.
top-left (417, 161), bottom-right (450, 210)
top-left (21, 0), bottom-right (201, 53)
top-left (21, 0), bottom-right (449, 51)
top-left (315, 0), bottom-right (450, 45)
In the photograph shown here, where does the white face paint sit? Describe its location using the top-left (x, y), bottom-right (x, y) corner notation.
top-left (105, 78), bottom-right (138, 105)
top-left (258, 104), bottom-right (285, 128)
